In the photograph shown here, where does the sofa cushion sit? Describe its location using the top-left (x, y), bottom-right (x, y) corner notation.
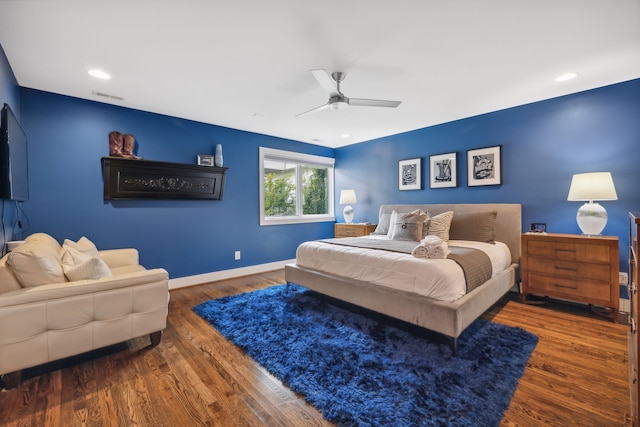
top-left (61, 246), bottom-right (112, 281)
top-left (25, 232), bottom-right (63, 250)
top-left (0, 254), bottom-right (22, 294)
top-left (7, 236), bottom-right (67, 287)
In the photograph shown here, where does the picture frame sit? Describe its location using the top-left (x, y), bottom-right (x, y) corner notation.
top-left (197, 154), bottom-right (214, 166)
top-left (429, 152), bottom-right (457, 188)
top-left (530, 222), bottom-right (547, 233)
top-left (398, 158), bottom-right (422, 190)
top-left (467, 145), bottom-right (501, 186)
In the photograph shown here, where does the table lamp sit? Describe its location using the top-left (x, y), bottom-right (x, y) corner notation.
top-left (339, 189), bottom-right (357, 223)
top-left (567, 172), bottom-right (618, 235)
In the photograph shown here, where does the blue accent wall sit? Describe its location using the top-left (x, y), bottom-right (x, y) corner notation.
top-left (17, 88), bottom-right (334, 278)
top-left (3, 31), bottom-right (639, 279)
top-left (334, 78), bottom-right (640, 272)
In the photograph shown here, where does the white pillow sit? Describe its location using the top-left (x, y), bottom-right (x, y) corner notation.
top-left (63, 236), bottom-right (101, 258)
top-left (7, 239), bottom-right (67, 287)
top-left (388, 209), bottom-right (428, 241)
top-left (61, 246), bottom-right (112, 281)
top-left (423, 211), bottom-right (454, 241)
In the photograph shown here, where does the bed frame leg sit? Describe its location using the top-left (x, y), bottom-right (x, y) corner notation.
top-left (285, 281), bottom-right (291, 293)
top-left (450, 337), bottom-right (458, 356)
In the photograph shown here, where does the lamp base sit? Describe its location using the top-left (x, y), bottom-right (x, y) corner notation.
top-left (343, 205), bottom-right (354, 224)
top-left (576, 202), bottom-right (608, 235)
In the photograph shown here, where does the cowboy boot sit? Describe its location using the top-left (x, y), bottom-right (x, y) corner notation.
top-left (108, 131), bottom-right (126, 157)
top-left (123, 134), bottom-right (142, 159)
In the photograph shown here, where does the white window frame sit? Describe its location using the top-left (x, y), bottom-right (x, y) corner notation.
top-left (259, 147), bottom-right (335, 226)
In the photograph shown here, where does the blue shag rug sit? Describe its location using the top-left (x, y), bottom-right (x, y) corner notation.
top-left (193, 284), bottom-right (537, 427)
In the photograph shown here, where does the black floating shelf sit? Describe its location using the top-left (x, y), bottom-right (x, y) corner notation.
top-left (101, 157), bottom-right (227, 200)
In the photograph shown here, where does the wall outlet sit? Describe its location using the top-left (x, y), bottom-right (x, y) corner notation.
top-left (234, 251), bottom-right (241, 260)
top-left (620, 272), bottom-right (629, 285)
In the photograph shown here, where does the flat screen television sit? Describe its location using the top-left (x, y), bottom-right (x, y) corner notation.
top-left (0, 103), bottom-right (29, 201)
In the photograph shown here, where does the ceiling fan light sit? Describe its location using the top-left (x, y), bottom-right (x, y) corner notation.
top-left (331, 101), bottom-right (349, 110)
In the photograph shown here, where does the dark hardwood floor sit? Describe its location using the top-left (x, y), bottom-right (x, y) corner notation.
top-left (0, 270), bottom-right (630, 426)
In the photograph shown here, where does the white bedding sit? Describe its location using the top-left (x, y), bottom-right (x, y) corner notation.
top-left (295, 236), bottom-right (511, 302)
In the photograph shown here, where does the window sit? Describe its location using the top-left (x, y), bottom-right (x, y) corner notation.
top-left (260, 147), bottom-right (335, 225)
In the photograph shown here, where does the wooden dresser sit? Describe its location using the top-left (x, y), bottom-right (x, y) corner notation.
top-left (628, 213), bottom-right (639, 426)
top-left (521, 232), bottom-right (619, 321)
top-left (334, 223), bottom-right (377, 238)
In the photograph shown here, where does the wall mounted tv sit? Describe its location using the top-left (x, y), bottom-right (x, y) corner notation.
top-left (0, 103), bottom-right (29, 201)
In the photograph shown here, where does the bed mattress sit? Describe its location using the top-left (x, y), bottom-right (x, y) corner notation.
top-left (295, 236), bottom-right (511, 302)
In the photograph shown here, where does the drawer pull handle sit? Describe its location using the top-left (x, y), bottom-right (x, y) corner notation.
top-left (554, 284), bottom-right (578, 290)
top-left (555, 266), bottom-right (578, 271)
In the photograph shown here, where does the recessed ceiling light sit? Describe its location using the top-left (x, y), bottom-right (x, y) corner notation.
top-left (340, 134), bottom-right (351, 138)
top-left (88, 69), bottom-right (111, 80)
top-left (555, 72), bottom-right (578, 82)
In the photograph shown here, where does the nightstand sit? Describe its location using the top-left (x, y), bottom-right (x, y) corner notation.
top-left (521, 232), bottom-right (619, 322)
top-left (334, 223), bottom-right (377, 238)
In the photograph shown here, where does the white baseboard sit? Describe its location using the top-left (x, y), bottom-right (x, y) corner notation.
top-left (168, 259), bottom-right (295, 290)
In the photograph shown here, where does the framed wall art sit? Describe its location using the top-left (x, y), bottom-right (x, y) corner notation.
top-left (429, 152), bottom-right (457, 188)
top-left (197, 154), bottom-right (214, 166)
top-left (467, 145), bottom-right (501, 186)
top-left (398, 158), bottom-right (422, 190)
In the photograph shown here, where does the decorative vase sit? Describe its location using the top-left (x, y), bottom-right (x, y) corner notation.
top-left (215, 144), bottom-right (223, 167)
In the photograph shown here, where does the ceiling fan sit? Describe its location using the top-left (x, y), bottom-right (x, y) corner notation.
top-left (296, 69), bottom-right (401, 117)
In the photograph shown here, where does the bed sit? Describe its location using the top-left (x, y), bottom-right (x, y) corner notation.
top-left (285, 203), bottom-right (522, 353)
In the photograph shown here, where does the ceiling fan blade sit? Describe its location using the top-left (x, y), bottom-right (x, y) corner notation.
top-left (295, 103), bottom-right (330, 118)
top-left (349, 98), bottom-right (402, 108)
top-left (310, 69), bottom-right (338, 96)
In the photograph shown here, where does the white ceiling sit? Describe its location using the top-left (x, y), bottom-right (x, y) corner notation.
top-left (1, 1), bottom-right (639, 148)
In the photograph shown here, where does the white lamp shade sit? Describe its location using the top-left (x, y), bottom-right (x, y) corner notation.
top-left (339, 189), bottom-right (357, 205)
top-left (567, 172), bottom-right (618, 201)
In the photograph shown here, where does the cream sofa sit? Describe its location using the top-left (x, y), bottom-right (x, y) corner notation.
top-left (0, 233), bottom-right (169, 389)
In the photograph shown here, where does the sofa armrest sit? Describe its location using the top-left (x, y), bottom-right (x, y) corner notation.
top-left (99, 248), bottom-right (139, 268)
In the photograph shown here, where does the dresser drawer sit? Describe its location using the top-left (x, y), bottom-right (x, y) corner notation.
top-left (527, 240), bottom-right (612, 263)
top-left (526, 256), bottom-right (611, 281)
top-left (526, 273), bottom-right (612, 302)
top-left (334, 223), bottom-right (377, 238)
top-left (336, 225), bottom-right (364, 237)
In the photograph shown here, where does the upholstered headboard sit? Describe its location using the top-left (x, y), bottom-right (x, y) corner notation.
top-left (378, 204), bottom-right (522, 263)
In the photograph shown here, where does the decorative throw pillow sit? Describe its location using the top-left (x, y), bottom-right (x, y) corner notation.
top-left (7, 239), bottom-right (67, 287)
top-left (63, 236), bottom-right (101, 258)
top-left (371, 213), bottom-right (392, 235)
top-left (449, 211), bottom-right (498, 243)
top-left (61, 246), bottom-right (112, 281)
top-left (389, 210), bottom-right (428, 241)
top-left (0, 254), bottom-right (22, 293)
top-left (423, 211), bottom-right (454, 241)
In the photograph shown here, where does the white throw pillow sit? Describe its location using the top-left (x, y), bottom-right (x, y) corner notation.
top-left (388, 210), bottom-right (428, 241)
top-left (7, 239), bottom-right (66, 287)
top-left (61, 246), bottom-right (112, 281)
top-left (423, 211), bottom-right (454, 241)
top-left (63, 236), bottom-right (101, 258)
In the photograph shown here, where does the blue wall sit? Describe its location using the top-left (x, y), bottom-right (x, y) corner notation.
top-left (3, 35), bottom-right (638, 278)
top-left (334, 79), bottom-right (640, 272)
top-left (16, 88), bottom-right (334, 278)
